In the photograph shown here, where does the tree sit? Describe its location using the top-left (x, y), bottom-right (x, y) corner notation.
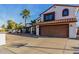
top-left (1, 24), bottom-right (6, 32)
top-left (16, 23), bottom-right (24, 30)
top-left (20, 9), bottom-right (30, 28)
top-left (7, 20), bottom-right (16, 30)
top-left (19, 23), bottom-right (24, 29)
top-left (1, 24), bottom-right (6, 29)
top-left (31, 20), bottom-right (36, 25)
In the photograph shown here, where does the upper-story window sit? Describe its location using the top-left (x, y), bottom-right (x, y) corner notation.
top-left (44, 12), bottom-right (55, 22)
top-left (62, 9), bottom-right (69, 16)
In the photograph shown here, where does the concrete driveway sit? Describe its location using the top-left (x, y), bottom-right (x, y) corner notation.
top-left (1, 34), bottom-right (79, 54)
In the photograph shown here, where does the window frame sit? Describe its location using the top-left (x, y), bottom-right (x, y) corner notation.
top-left (44, 12), bottom-right (55, 22)
top-left (62, 9), bottom-right (69, 16)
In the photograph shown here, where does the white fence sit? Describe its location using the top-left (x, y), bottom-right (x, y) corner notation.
top-left (0, 33), bottom-right (6, 45)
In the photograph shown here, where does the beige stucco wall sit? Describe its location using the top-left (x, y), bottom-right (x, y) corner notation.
top-left (69, 22), bottom-right (77, 38)
top-left (40, 6), bottom-right (77, 22)
top-left (36, 25), bottom-right (39, 36)
top-left (36, 5), bottom-right (78, 38)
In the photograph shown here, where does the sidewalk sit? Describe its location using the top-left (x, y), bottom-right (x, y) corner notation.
top-left (0, 34), bottom-right (79, 54)
top-left (0, 46), bottom-right (15, 54)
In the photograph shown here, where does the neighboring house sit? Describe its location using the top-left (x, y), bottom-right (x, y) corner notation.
top-left (22, 23), bottom-right (32, 33)
top-left (31, 4), bottom-right (79, 38)
top-left (30, 18), bottom-right (40, 35)
top-left (77, 27), bottom-right (79, 35)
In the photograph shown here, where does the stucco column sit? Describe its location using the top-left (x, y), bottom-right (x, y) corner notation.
top-left (36, 25), bottom-right (39, 36)
top-left (30, 27), bottom-right (33, 34)
top-left (69, 23), bottom-right (77, 38)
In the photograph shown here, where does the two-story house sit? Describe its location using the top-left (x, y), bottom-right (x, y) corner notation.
top-left (31, 4), bottom-right (79, 38)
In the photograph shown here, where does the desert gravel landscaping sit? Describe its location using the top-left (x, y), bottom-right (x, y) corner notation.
top-left (0, 33), bottom-right (79, 54)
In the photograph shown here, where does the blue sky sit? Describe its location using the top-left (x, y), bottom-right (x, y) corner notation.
top-left (0, 4), bottom-right (52, 27)
top-left (0, 4), bottom-right (79, 27)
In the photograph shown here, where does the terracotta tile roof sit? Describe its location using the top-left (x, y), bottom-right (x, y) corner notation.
top-left (35, 18), bottom-right (77, 25)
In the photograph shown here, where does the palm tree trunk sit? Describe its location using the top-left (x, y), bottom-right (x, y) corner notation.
top-left (25, 18), bottom-right (27, 33)
top-left (25, 19), bottom-right (26, 27)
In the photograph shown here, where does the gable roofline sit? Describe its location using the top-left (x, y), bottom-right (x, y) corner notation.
top-left (40, 5), bottom-right (54, 15)
top-left (54, 4), bottom-right (79, 7)
top-left (40, 4), bottom-right (79, 15)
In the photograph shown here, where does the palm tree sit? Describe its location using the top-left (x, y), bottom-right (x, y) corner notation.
top-left (31, 20), bottom-right (36, 25)
top-left (20, 9), bottom-right (30, 28)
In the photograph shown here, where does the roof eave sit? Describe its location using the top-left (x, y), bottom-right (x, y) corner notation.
top-left (40, 4), bottom-right (79, 16)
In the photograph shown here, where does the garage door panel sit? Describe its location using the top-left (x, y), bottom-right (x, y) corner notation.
top-left (40, 25), bottom-right (69, 37)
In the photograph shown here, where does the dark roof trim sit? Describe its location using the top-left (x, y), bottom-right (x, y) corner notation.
top-left (40, 5), bottom-right (54, 15)
top-left (40, 4), bottom-right (79, 15)
top-left (55, 4), bottom-right (79, 7)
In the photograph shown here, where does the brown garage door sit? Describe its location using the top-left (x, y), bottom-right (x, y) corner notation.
top-left (39, 24), bottom-right (69, 38)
